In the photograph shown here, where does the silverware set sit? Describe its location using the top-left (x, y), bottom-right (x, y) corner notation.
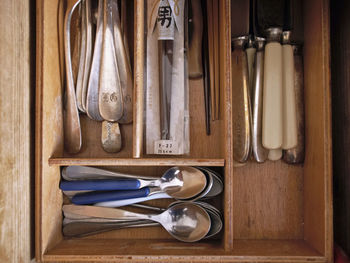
top-left (62, 201), bottom-right (223, 242)
top-left (60, 166), bottom-right (223, 241)
top-left (231, 0), bottom-right (304, 164)
top-left (63, 0), bottom-right (132, 154)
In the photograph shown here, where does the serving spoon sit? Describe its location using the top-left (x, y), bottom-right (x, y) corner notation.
top-left (63, 202), bottom-right (211, 242)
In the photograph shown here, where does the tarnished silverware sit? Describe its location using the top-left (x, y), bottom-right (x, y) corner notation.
top-left (99, 0), bottom-right (124, 122)
top-left (86, 0), bottom-right (104, 121)
top-left (283, 44), bottom-right (304, 164)
top-left (64, 0), bottom-right (82, 153)
top-left (231, 36), bottom-right (251, 163)
top-left (251, 37), bottom-right (268, 163)
top-left (76, 0), bottom-right (87, 112)
top-left (112, 0), bottom-right (133, 124)
top-left (101, 121), bottom-right (122, 153)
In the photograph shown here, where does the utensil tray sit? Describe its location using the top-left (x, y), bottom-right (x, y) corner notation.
top-left (35, 0), bottom-right (332, 261)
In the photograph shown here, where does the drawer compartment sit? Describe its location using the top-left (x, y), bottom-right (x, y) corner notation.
top-left (35, 0), bottom-right (332, 262)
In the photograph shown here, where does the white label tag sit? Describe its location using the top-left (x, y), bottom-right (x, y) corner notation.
top-left (154, 140), bottom-right (179, 154)
top-left (157, 0), bottom-right (175, 40)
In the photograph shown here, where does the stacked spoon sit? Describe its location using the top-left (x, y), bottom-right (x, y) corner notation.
top-left (64, 0), bottom-right (132, 154)
top-left (60, 166), bottom-right (223, 206)
top-left (60, 166), bottom-right (223, 241)
top-left (62, 201), bottom-right (223, 242)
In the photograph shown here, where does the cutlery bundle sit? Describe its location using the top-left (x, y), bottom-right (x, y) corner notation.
top-left (63, 0), bottom-right (132, 154)
top-left (59, 166), bottom-right (223, 241)
top-left (60, 165), bottom-right (223, 206)
top-left (231, 0), bottom-right (305, 164)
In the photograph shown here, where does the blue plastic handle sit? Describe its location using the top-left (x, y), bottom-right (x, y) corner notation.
top-left (71, 187), bottom-right (151, 205)
top-left (60, 179), bottom-right (141, 191)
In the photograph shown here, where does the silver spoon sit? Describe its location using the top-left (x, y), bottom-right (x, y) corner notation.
top-left (63, 202), bottom-right (211, 242)
top-left (62, 201), bottom-right (222, 239)
top-left (99, 0), bottom-right (124, 121)
top-left (61, 166), bottom-right (207, 199)
top-left (86, 0), bottom-right (104, 121)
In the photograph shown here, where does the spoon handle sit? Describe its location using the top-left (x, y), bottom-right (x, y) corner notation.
top-left (60, 179), bottom-right (142, 191)
top-left (99, 0), bottom-right (124, 121)
top-left (64, 0), bottom-right (82, 153)
top-left (71, 187), bottom-right (152, 205)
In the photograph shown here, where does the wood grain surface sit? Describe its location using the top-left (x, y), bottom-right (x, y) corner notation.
top-left (0, 0), bottom-right (33, 262)
top-left (35, 0), bottom-right (332, 262)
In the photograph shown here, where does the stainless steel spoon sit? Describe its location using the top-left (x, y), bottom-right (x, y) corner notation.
top-left (63, 167), bottom-right (208, 204)
top-left (63, 202), bottom-right (211, 242)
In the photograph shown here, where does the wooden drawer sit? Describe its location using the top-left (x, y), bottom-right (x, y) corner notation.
top-left (35, 0), bottom-right (333, 262)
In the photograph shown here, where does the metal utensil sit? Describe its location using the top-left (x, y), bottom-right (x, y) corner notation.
top-left (283, 44), bottom-right (304, 163)
top-left (63, 202), bottom-right (211, 242)
top-left (61, 166), bottom-right (205, 192)
top-left (76, 0), bottom-right (87, 112)
top-left (62, 201), bottom-right (222, 238)
top-left (256, 0), bottom-right (285, 150)
top-left (231, 0), bottom-right (251, 163)
top-left (65, 167), bottom-right (208, 204)
top-left (281, 0), bottom-right (297, 149)
top-left (64, 0), bottom-right (82, 153)
top-left (99, 0), bottom-right (124, 122)
top-left (61, 166), bottom-right (159, 181)
top-left (251, 37), bottom-right (268, 162)
top-left (111, 0), bottom-right (133, 124)
top-left (101, 121), bottom-right (122, 153)
top-left (86, 0), bottom-right (104, 121)
top-left (93, 168), bottom-right (220, 207)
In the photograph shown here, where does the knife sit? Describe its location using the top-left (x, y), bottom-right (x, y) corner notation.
top-left (281, 0), bottom-right (297, 149)
top-left (257, 0), bottom-right (285, 150)
top-left (283, 44), bottom-right (304, 164)
top-left (231, 0), bottom-right (251, 163)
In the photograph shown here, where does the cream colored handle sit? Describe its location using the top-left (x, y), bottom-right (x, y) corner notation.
top-left (268, 148), bottom-right (282, 161)
top-left (282, 44), bottom-right (297, 149)
top-left (262, 42), bottom-right (283, 149)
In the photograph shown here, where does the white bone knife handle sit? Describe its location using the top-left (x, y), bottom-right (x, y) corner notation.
top-left (262, 27), bottom-right (283, 150)
top-left (282, 31), bottom-right (297, 149)
top-left (268, 148), bottom-right (282, 161)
